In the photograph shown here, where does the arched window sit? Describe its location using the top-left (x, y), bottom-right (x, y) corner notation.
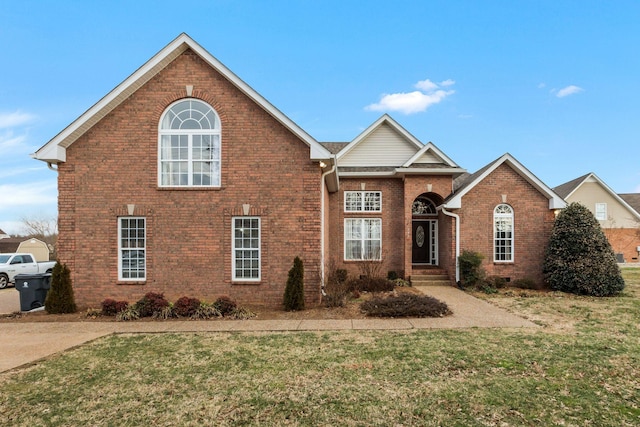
top-left (159, 99), bottom-right (221, 187)
top-left (412, 196), bottom-right (437, 215)
top-left (494, 204), bottom-right (514, 262)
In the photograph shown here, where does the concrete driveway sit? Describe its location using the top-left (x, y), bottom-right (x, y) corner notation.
top-left (0, 286), bottom-right (537, 373)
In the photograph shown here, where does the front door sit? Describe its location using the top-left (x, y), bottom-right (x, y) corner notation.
top-left (412, 220), bottom-right (438, 265)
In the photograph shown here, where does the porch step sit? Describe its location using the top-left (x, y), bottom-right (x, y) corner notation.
top-left (411, 273), bottom-right (452, 287)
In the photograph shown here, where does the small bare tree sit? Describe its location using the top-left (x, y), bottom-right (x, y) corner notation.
top-left (19, 215), bottom-right (58, 259)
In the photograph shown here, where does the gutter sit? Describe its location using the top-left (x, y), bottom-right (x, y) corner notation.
top-left (320, 156), bottom-right (337, 296)
top-left (437, 206), bottom-right (460, 284)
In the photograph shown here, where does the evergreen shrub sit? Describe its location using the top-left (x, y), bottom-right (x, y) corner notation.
top-left (45, 262), bottom-right (77, 314)
top-left (543, 202), bottom-right (625, 296)
top-left (283, 256), bottom-right (305, 311)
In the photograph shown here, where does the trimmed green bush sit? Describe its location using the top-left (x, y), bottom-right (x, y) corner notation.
top-left (45, 262), bottom-right (77, 314)
top-left (347, 277), bottom-right (395, 293)
top-left (361, 293), bottom-right (451, 318)
top-left (283, 256), bottom-right (305, 311)
top-left (458, 250), bottom-right (485, 287)
top-left (543, 202), bottom-right (625, 296)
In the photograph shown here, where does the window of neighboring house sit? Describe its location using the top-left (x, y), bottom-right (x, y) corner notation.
top-left (595, 203), bottom-right (607, 220)
top-left (344, 218), bottom-right (382, 260)
top-left (233, 217), bottom-right (261, 281)
top-left (494, 204), bottom-right (514, 262)
top-left (344, 191), bottom-right (382, 212)
top-left (118, 217), bottom-right (146, 281)
top-left (159, 99), bottom-right (221, 187)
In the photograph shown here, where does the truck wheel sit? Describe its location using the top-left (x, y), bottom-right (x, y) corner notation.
top-left (0, 274), bottom-right (8, 289)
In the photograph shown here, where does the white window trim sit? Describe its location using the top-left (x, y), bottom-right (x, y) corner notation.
top-left (158, 99), bottom-right (221, 188)
top-left (343, 218), bottom-right (382, 261)
top-left (232, 216), bottom-right (261, 282)
top-left (344, 191), bottom-right (382, 213)
top-left (493, 204), bottom-right (514, 263)
top-left (595, 203), bottom-right (607, 221)
top-left (118, 217), bottom-right (146, 281)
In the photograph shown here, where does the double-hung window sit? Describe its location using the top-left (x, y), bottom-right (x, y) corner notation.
top-left (159, 99), bottom-right (221, 187)
top-left (118, 217), bottom-right (146, 280)
top-left (344, 218), bottom-right (382, 260)
top-left (233, 217), bottom-right (261, 281)
top-left (344, 191), bottom-right (381, 212)
top-left (494, 204), bottom-right (514, 262)
top-left (595, 203), bottom-right (607, 220)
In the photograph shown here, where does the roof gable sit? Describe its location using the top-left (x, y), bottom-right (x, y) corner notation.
top-left (337, 115), bottom-right (423, 167)
top-left (556, 173), bottom-right (640, 222)
top-left (402, 141), bottom-right (458, 167)
top-left (34, 33), bottom-right (331, 164)
top-left (445, 153), bottom-right (566, 210)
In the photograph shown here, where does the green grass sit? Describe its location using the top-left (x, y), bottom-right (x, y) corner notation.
top-left (1, 269), bottom-right (639, 426)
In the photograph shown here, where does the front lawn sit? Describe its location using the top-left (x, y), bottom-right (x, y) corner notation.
top-left (1, 269), bottom-right (639, 426)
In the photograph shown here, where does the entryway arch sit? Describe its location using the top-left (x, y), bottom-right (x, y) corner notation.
top-left (412, 193), bottom-right (441, 265)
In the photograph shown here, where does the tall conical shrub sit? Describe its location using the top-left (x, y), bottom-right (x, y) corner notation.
top-left (45, 262), bottom-right (77, 314)
top-left (543, 202), bottom-right (625, 296)
top-left (283, 256), bottom-right (305, 311)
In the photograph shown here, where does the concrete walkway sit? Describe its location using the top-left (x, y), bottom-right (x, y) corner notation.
top-left (0, 286), bottom-right (536, 373)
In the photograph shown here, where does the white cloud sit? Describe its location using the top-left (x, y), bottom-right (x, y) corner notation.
top-left (0, 110), bottom-right (36, 129)
top-left (366, 78), bottom-right (456, 115)
top-left (0, 180), bottom-right (58, 212)
top-left (556, 85), bottom-right (584, 98)
top-left (538, 83), bottom-right (546, 89)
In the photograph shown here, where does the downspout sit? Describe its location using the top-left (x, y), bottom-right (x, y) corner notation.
top-left (320, 156), bottom-right (337, 296)
top-left (47, 162), bottom-right (58, 172)
top-left (437, 206), bottom-right (460, 284)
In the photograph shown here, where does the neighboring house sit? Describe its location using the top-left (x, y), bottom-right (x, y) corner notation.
top-left (33, 34), bottom-right (566, 308)
top-left (0, 229), bottom-right (10, 239)
top-left (554, 173), bottom-right (640, 262)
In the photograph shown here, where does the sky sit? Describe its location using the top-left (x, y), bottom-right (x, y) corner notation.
top-left (1, 0), bottom-right (639, 235)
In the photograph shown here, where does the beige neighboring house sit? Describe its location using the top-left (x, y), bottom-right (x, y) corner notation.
top-left (0, 229), bottom-right (10, 239)
top-left (16, 238), bottom-right (52, 262)
top-left (554, 173), bottom-right (640, 263)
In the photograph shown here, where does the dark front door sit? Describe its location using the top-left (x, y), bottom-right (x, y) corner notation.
top-left (412, 220), bottom-right (437, 264)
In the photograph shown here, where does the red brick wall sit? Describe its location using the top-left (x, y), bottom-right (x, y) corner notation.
top-left (603, 228), bottom-right (640, 262)
top-left (457, 164), bottom-right (556, 285)
top-left (327, 178), bottom-right (405, 279)
top-left (57, 49), bottom-right (323, 309)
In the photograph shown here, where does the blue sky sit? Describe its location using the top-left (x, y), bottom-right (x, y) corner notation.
top-left (1, 0), bottom-right (639, 235)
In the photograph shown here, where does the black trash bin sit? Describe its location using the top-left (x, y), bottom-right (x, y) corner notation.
top-left (14, 273), bottom-right (52, 312)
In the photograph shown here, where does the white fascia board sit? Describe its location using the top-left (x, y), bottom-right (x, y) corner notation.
top-left (402, 142), bottom-right (459, 168)
top-left (33, 33), bottom-right (331, 163)
top-left (395, 167), bottom-right (466, 175)
top-left (336, 114), bottom-right (423, 159)
top-left (338, 171), bottom-right (397, 178)
top-left (31, 144), bottom-right (66, 163)
top-left (445, 153), bottom-right (566, 210)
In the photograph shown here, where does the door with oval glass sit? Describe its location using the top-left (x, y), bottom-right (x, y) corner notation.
top-left (412, 220), bottom-right (438, 265)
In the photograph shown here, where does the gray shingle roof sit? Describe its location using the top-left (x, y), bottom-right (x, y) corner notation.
top-left (320, 142), bottom-right (349, 154)
top-left (619, 193), bottom-right (640, 213)
top-left (552, 173), bottom-right (591, 199)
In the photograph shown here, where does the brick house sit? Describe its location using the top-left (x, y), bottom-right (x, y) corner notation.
top-left (33, 34), bottom-right (565, 308)
top-left (554, 173), bottom-right (640, 263)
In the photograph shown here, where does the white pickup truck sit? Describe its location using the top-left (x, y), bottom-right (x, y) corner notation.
top-left (0, 253), bottom-right (56, 289)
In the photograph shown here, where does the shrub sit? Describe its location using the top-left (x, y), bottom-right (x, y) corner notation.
top-left (191, 302), bottom-right (221, 320)
top-left (228, 307), bottom-right (257, 320)
top-left (45, 262), bottom-right (77, 314)
top-left (174, 296), bottom-right (201, 317)
top-left (215, 296), bottom-right (237, 316)
top-left (486, 276), bottom-right (507, 289)
top-left (512, 277), bottom-right (542, 290)
top-left (361, 293), bottom-right (451, 318)
top-left (152, 305), bottom-right (175, 320)
top-left (101, 299), bottom-right (129, 316)
top-left (387, 271), bottom-right (398, 281)
top-left (283, 256), bottom-right (305, 311)
top-left (458, 250), bottom-right (485, 288)
top-left (323, 263), bottom-right (350, 308)
top-left (116, 305), bottom-right (140, 321)
top-left (543, 202), bottom-right (625, 296)
top-left (136, 292), bottom-right (169, 317)
top-left (347, 277), bottom-right (395, 293)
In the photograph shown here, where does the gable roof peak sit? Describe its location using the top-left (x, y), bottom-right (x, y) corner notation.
top-left (33, 33), bottom-right (331, 164)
